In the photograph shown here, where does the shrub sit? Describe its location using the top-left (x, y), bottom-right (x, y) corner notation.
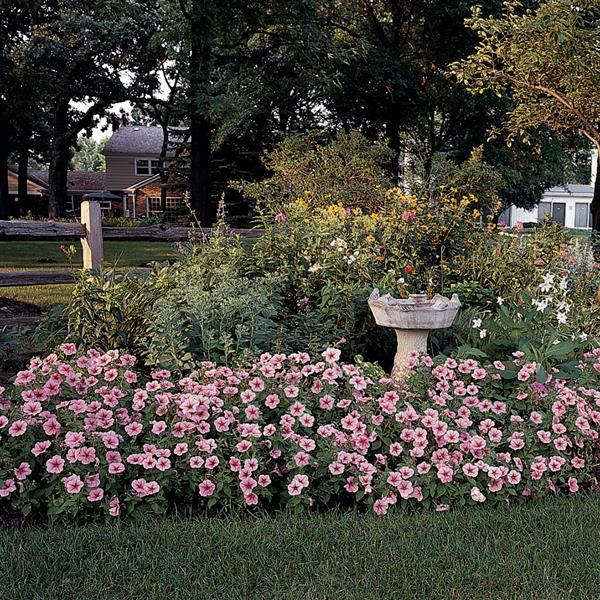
top-left (146, 268), bottom-right (283, 370)
top-left (1, 346), bottom-right (598, 519)
top-left (454, 271), bottom-right (592, 372)
top-left (233, 130), bottom-right (394, 212)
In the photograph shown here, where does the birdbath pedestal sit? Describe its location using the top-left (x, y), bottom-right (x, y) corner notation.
top-left (368, 289), bottom-right (460, 381)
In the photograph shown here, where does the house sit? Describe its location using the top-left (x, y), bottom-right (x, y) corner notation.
top-left (500, 184), bottom-right (594, 229)
top-left (500, 150), bottom-right (597, 229)
top-left (5, 125), bottom-right (186, 220)
top-left (102, 125), bottom-right (186, 219)
top-left (7, 165), bottom-right (108, 217)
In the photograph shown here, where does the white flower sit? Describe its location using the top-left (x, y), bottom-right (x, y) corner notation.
top-left (580, 333), bottom-right (588, 341)
top-left (398, 277), bottom-right (405, 284)
top-left (496, 296), bottom-right (504, 306)
top-left (308, 263), bottom-right (322, 273)
top-left (479, 329), bottom-right (487, 339)
top-left (553, 339), bottom-right (561, 345)
top-left (539, 273), bottom-right (555, 293)
top-left (556, 312), bottom-right (568, 325)
top-left (472, 318), bottom-right (482, 329)
top-left (559, 277), bottom-right (569, 291)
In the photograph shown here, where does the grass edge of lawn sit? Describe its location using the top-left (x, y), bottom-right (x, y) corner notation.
top-left (1, 495), bottom-right (599, 599)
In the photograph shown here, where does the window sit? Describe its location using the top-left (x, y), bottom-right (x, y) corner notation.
top-left (99, 201), bottom-right (112, 211)
top-left (147, 196), bottom-right (161, 214)
top-left (65, 196), bottom-right (75, 213)
top-left (135, 159), bottom-right (161, 176)
top-left (166, 197), bottom-right (182, 210)
top-left (147, 196), bottom-right (183, 215)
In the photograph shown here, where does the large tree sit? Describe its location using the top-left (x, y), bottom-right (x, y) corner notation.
top-left (144, 0), bottom-right (331, 224)
top-left (455, 0), bottom-right (600, 228)
top-left (22, 0), bottom-right (161, 217)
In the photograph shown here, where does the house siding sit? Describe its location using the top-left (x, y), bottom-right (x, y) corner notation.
top-left (7, 171), bottom-right (45, 195)
top-left (105, 155), bottom-right (159, 191)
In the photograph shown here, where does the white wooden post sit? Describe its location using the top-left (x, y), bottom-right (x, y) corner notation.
top-left (80, 200), bottom-right (103, 270)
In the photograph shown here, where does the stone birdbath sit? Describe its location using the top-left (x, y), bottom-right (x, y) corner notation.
top-left (368, 289), bottom-right (461, 381)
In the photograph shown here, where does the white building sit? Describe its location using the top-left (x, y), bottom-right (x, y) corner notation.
top-left (500, 150), bottom-right (597, 229)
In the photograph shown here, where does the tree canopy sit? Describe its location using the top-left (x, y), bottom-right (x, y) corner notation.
top-left (454, 0), bottom-right (600, 227)
top-left (0, 0), bottom-right (591, 223)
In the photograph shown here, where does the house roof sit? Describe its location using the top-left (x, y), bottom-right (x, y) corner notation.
top-left (102, 125), bottom-right (184, 156)
top-left (65, 171), bottom-right (106, 192)
top-left (545, 184), bottom-right (593, 197)
top-left (123, 173), bottom-right (160, 192)
top-left (7, 165), bottom-right (49, 189)
top-left (8, 166), bottom-right (106, 193)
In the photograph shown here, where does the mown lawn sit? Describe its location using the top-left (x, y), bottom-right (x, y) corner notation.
top-left (1, 497), bottom-right (599, 599)
top-left (0, 241), bottom-right (177, 307)
top-left (0, 240), bottom-right (177, 269)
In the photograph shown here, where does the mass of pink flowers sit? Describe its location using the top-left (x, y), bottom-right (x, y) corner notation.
top-left (0, 344), bottom-right (599, 518)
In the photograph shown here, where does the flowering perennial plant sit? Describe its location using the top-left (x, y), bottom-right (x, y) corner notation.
top-left (1, 344), bottom-right (599, 518)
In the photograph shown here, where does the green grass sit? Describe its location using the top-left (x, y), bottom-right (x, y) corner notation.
top-left (0, 240), bottom-right (177, 269)
top-left (1, 497), bottom-right (599, 599)
top-left (0, 284), bottom-right (74, 307)
top-left (0, 241), bottom-right (177, 308)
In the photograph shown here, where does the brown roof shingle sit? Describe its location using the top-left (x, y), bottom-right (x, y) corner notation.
top-left (102, 125), bottom-right (184, 156)
top-left (25, 169), bottom-right (105, 192)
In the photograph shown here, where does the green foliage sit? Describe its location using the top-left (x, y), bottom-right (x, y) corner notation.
top-left (451, 265), bottom-right (598, 377)
top-left (453, 224), bottom-right (570, 299)
top-left (407, 146), bottom-right (505, 215)
top-left (70, 135), bottom-right (106, 172)
top-left (146, 269), bottom-right (283, 370)
top-left (234, 130), bottom-right (394, 212)
top-left (455, 0), bottom-right (600, 150)
top-left (57, 264), bottom-right (176, 356)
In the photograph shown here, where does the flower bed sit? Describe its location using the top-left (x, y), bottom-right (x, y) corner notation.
top-left (1, 345), bottom-right (599, 518)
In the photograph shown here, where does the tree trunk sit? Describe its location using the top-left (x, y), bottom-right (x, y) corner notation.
top-left (591, 153), bottom-right (600, 231)
top-left (17, 140), bottom-right (29, 216)
top-left (48, 100), bottom-right (71, 219)
top-left (386, 115), bottom-right (401, 184)
top-left (189, 0), bottom-right (213, 226)
top-left (0, 138), bottom-right (9, 220)
top-left (159, 122), bottom-right (169, 214)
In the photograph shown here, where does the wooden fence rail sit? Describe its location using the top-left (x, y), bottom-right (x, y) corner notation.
top-left (0, 200), bottom-right (261, 287)
top-left (0, 270), bottom-right (74, 287)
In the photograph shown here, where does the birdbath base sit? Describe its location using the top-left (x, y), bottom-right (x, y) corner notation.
top-left (392, 328), bottom-right (429, 381)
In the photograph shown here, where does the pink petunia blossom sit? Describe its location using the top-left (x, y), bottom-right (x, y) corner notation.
top-left (198, 479), bottom-right (216, 497)
top-left (46, 455), bottom-right (65, 474)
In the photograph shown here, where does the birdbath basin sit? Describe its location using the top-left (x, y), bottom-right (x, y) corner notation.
top-left (368, 289), bottom-right (461, 380)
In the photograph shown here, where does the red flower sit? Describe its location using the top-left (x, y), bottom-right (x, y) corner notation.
top-left (404, 265), bottom-right (414, 275)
